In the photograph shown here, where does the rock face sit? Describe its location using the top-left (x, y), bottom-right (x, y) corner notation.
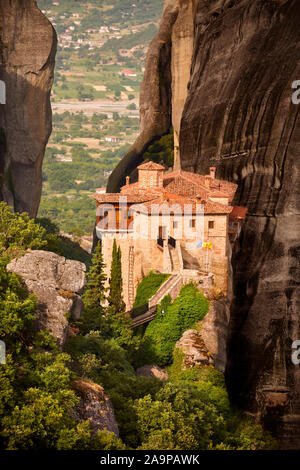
top-left (107, 0), bottom-right (197, 191)
top-left (7, 250), bottom-right (86, 346)
top-left (136, 365), bottom-right (169, 381)
top-left (175, 329), bottom-right (214, 368)
top-left (0, 0), bottom-right (57, 216)
top-left (71, 379), bottom-right (119, 437)
top-left (200, 299), bottom-right (230, 373)
top-left (111, 0), bottom-right (300, 447)
top-left (175, 300), bottom-right (229, 371)
top-left (179, 0), bottom-right (300, 449)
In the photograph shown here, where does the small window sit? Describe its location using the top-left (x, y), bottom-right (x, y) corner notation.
top-left (209, 220), bottom-right (215, 229)
top-left (143, 177), bottom-right (146, 186)
top-left (189, 219), bottom-right (196, 228)
top-left (150, 176), bottom-right (153, 187)
top-left (173, 221), bottom-right (178, 229)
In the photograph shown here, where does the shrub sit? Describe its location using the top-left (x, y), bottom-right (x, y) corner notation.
top-left (0, 202), bottom-right (47, 260)
top-left (66, 332), bottom-right (162, 448)
top-left (138, 283), bottom-right (209, 367)
top-left (134, 376), bottom-right (277, 450)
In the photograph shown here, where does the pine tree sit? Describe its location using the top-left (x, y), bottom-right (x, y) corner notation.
top-left (108, 239), bottom-right (126, 316)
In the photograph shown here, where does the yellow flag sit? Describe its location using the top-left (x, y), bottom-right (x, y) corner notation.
top-left (202, 242), bottom-right (212, 250)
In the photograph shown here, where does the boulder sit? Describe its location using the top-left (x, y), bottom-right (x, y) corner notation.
top-left (136, 365), bottom-right (168, 381)
top-left (71, 379), bottom-right (119, 437)
top-left (175, 329), bottom-right (214, 368)
top-left (7, 250), bottom-right (86, 346)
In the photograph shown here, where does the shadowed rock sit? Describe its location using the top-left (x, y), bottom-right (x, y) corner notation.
top-left (179, 0), bottom-right (300, 448)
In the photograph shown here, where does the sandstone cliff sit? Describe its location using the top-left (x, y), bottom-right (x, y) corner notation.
top-left (109, 0), bottom-right (300, 447)
top-left (0, 0), bottom-right (56, 216)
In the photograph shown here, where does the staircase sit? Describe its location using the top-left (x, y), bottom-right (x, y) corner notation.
top-left (169, 245), bottom-right (180, 273)
top-left (149, 274), bottom-right (181, 308)
top-left (130, 274), bottom-right (182, 328)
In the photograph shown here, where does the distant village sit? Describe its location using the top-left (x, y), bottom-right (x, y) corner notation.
top-left (41, 3), bottom-right (143, 54)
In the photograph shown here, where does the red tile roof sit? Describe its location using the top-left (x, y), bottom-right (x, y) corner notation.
top-left (93, 193), bottom-right (155, 204)
top-left (137, 161), bottom-right (165, 171)
top-left (131, 193), bottom-right (233, 215)
top-left (163, 170), bottom-right (237, 201)
top-left (95, 168), bottom-right (241, 216)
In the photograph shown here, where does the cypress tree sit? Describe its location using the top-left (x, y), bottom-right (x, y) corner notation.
top-left (108, 239), bottom-right (126, 315)
top-left (81, 241), bottom-right (107, 333)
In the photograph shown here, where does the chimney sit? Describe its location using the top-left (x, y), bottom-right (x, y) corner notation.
top-left (210, 167), bottom-right (216, 179)
top-left (126, 176), bottom-right (130, 186)
top-left (205, 175), bottom-right (211, 188)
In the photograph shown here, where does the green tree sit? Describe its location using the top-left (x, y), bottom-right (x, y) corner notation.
top-left (127, 103), bottom-right (137, 110)
top-left (0, 202), bottom-right (47, 260)
top-left (0, 260), bottom-right (124, 450)
top-left (80, 241), bottom-right (107, 334)
top-left (143, 129), bottom-right (174, 167)
top-left (0, 202), bottom-right (62, 261)
top-left (108, 240), bottom-right (125, 316)
top-left (82, 241), bottom-right (107, 312)
top-left (0, 258), bottom-right (37, 356)
top-left (135, 379), bottom-right (277, 450)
